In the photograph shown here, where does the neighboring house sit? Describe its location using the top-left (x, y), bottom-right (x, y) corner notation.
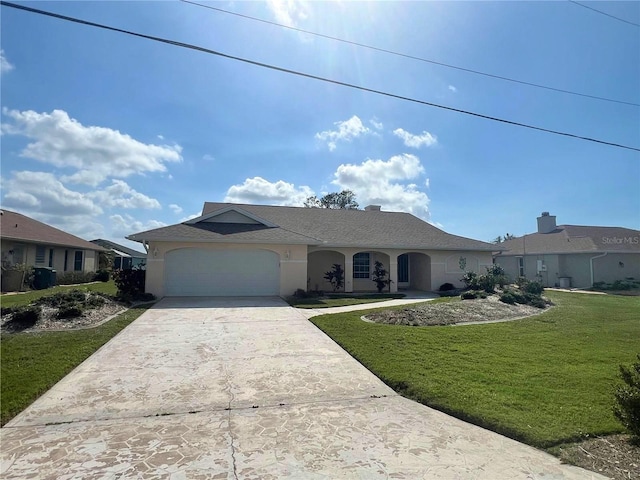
top-left (90, 239), bottom-right (147, 270)
top-left (127, 202), bottom-right (497, 298)
top-left (0, 209), bottom-right (106, 274)
top-left (494, 212), bottom-right (640, 289)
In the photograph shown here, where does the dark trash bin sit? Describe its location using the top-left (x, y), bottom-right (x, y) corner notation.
top-left (34, 267), bottom-right (56, 290)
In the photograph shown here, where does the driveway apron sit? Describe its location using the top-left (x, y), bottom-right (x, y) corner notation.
top-left (1, 297), bottom-right (604, 479)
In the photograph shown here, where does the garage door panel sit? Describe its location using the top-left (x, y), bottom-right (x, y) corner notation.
top-left (165, 249), bottom-right (279, 296)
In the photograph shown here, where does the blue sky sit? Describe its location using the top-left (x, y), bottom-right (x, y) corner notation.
top-left (1, 1), bottom-right (639, 251)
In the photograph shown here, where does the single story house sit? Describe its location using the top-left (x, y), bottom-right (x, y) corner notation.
top-left (0, 209), bottom-right (106, 275)
top-left (127, 202), bottom-right (497, 298)
top-left (493, 212), bottom-right (640, 288)
top-left (90, 239), bottom-right (147, 270)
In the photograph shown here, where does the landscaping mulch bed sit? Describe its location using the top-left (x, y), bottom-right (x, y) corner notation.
top-left (1, 294), bottom-right (127, 333)
top-left (364, 295), bottom-right (548, 326)
top-left (554, 435), bottom-right (639, 480)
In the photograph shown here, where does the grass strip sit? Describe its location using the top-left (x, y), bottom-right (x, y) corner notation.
top-left (1, 304), bottom-right (149, 426)
top-left (311, 291), bottom-right (639, 448)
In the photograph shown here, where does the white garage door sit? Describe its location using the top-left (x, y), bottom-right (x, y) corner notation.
top-left (164, 249), bottom-right (280, 296)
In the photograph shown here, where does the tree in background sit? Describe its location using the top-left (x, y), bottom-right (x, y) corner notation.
top-left (492, 233), bottom-right (517, 244)
top-left (304, 190), bottom-right (359, 210)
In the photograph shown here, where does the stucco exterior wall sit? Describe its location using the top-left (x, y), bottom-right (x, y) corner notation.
top-left (1, 240), bottom-right (98, 275)
top-left (307, 250), bottom-right (345, 292)
top-left (494, 252), bottom-right (640, 288)
top-left (430, 251), bottom-right (493, 290)
top-left (144, 241), bottom-right (308, 298)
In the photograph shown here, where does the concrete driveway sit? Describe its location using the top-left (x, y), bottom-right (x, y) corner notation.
top-left (1, 297), bottom-right (604, 479)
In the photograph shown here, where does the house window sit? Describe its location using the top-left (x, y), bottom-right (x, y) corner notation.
top-left (353, 253), bottom-right (370, 279)
top-left (517, 257), bottom-right (525, 277)
top-left (74, 251), bottom-right (83, 271)
top-left (398, 254), bottom-right (409, 283)
top-left (35, 245), bottom-right (46, 265)
top-left (48, 249), bottom-right (54, 268)
top-left (64, 250), bottom-right (69, 271)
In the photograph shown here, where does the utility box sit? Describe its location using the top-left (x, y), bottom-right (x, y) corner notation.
top-left (558, 277), bottom-right (571, 289)
top-left (34, 267), bottom-right (56, 290)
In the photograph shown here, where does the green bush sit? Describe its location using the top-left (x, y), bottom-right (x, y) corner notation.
top-left (372, 261), bottom-right (392, 293)
top-left (94, 269), bottom-right (110, 282)
top-left (6, 306), bottom-right (41, 330)
top-left (461, 272), bottom-right (479, 290)
top-left (461, 291), bottom-right (478, 300)
top-left (521, 280), bottom-right (544, 295)
top-left (500, 291), bottom-right (517, 304)
top-left (323, 264), bottom-right (345, 292)
top-left (36, 290), bottom-right (86, 307)
top-left (57, 304), bottom-right (84, 319)
top-left (439, 283), bottom-right (456, 292)
top-left (113, 266), bottom-right (146, 301)
top-left (56, 271), bottom-right (96, 286)
top-left (486, 264), bottom-right (508, 288)
top-left (613, 354), bottom-right (640, 440)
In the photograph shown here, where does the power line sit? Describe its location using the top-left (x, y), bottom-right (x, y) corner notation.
top-left (2, 1), bottom-right (639, 153)
top-left (181, 0), bottom-right (640, 108)
top-left (568, 0), bottom-right (640, 28)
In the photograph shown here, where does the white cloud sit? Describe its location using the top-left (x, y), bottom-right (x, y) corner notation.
top-left (1, 108), bottom-right (182, 186)
top-left (110, 214), bottom-right (166, 237)
top-left (315, 115), bottom-right (372, 151)
top-left (202, 154), bottom-right (215, 162)
top-left (267, 0), bottom-right (308, 27)
top-left (157, 134), bottom-right (164, 140)
top-left (448, 85), bottom-right (457, 92)
top-left (225, 176), bottom-right (314, 206)
top-left (169, 203), bottom-right (183, 214)
top-left (180, 211), bottom-right (202, 223)
top-left (393, 128), bottom-right (438, 149)
top-left (332, 154), bottom-right (431, 220)
top-left (370, 118), bottom-right (384, 130)
top-left (0, 50), bottom-right (14, 74)
top-left (88, 180), bottom-right (161, 209)
top-left (2, 171), bottom-right (103, 217)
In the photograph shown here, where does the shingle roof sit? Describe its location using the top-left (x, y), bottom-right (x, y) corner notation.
top-left (497, 225), bottom-right (640, 255)
top-left (90, 239), bottom-right (147, 258)
top-left (128, 202), bottom-right (496, 252)
top-left (0, 210), bottom-right (106, 251)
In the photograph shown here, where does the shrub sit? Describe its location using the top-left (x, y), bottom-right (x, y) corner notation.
top-left (323, 264), bottom-right (345, 292)
top-left (486, 264), bottom-right (508, 288)
top-left (439, 283), bottom-right (455, 292)
top-left (611, 280), bottom-right (633, 291)
top-left (500, 291), bottom-right (516, 304)
top-left (113, 265), bottom-right (146, 301)
top-left (85, 295), bottom-right (106, 308)
top-left (36, 290), bottom-right (86, 307)
top-left (461, 291), bottom-right (478, 300)
top-left (56, 271), bottom-right (96, 286)
top-left (461, 271), bottom-right (479, 290)
top-left (477, 274), bottom-right (497, 293)
top-left (372, 261), bottom-right (392, 293)
top-left (94, 269), bottom-right (110, 282)
top-left (521, 279), bottom-right (544, 295)
top-left (57, 304), bottom-right (84, 319)
top-left (7, 306), bottom-right (41, 330)
top-left (613, 354), bottom-right (640, 440)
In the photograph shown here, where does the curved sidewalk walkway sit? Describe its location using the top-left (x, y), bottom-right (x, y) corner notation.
top-left (1, 296), bottom-right (605, 479)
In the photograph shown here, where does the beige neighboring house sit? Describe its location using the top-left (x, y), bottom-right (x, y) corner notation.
top-left (0, 209), bottom-right (105, 275)
top-left (494, 212), bottom-right (640, 289)
top-left (127, 202), bottom-right (497, 298)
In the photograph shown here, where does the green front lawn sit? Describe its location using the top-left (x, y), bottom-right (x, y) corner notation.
top-left (0, 280), bottom-right (117, 309)
top-left (311, 291), bottom-right (639, 448)
top-left (287, 293), bottom-right (405, 309)
top-left (1, 304), bottom-right (149, 426)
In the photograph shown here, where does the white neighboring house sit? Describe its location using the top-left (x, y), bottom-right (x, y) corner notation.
top-left (127, 202), bottom-right (498, 298)
top-left (493, 212), bottom-right (640, 288)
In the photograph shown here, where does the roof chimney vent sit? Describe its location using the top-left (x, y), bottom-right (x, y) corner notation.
top-left (364, 205), bottom-right (381, 211)
top-left (537, 212), bottom-right (557, 234)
